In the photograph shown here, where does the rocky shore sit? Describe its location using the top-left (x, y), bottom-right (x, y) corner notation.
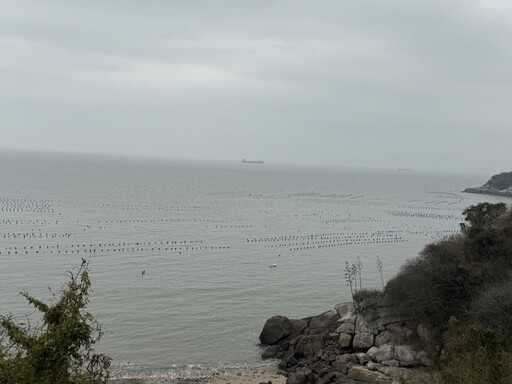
top-left (109, 365), bottom-right (286, 384)
top-left (464, 171), bottom-right (512, 197)
top-left (259, 302), bottom-right (440, 384)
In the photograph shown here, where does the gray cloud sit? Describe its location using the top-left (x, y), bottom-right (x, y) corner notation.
top-left (1, 0), bottom-right (511, 173)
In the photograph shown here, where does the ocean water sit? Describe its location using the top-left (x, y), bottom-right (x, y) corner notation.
top-left (0, 150), bottom-right (510, 379)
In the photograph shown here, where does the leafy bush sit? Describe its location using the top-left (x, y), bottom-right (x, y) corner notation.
top-left (441, 322), bottom-right (512, 384)
top-left (385, 203), bottom-right (512, 330)
top-left (382, 202), bottom-right (512, 379)
top-left (460, 202), bottom-right (508, 238)
top-left (0, 258), bottom-right (111, 384)
top-left (468, 273), bottom-right (512, 338)
top-left (384, 236), bottom-right (474, 327)
top-left (353, 288), bottom-right (382, 311)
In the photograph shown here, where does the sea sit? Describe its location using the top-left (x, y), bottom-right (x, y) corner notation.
top-left (0, 149), bottom-right (510, 379)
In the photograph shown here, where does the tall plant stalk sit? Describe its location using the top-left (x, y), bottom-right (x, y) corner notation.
top-left (376, 255), bottom-right (384, 290)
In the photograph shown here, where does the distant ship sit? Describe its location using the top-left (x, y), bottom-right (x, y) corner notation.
top-left (242, 159), bottom-right (264, 164)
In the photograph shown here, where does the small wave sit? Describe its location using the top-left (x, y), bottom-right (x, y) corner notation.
top-left (110, 361), bottom-right (278, 380)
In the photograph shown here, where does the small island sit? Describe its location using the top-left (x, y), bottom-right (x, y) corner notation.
top-left (464, 171), bottom-right (512, 197)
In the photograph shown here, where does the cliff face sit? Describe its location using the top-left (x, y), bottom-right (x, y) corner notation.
top-left (464, 171), bottom-right (512, 197)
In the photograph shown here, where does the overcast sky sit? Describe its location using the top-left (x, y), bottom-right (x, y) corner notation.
top-left (1, 1), bottom-right (511, 173)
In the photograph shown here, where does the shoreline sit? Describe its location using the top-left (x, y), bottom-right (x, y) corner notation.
top-left (109, 364), bottom-right (286, 384)
top-left (463, 188), bottom-right (512, 198)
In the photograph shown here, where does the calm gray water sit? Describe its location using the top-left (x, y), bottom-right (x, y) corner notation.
top-left (0, 150), bottom-right (510, 379)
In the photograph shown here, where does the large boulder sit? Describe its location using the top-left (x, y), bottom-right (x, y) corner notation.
top-left (309, 310), bottom-right (339, 333)
top-left (260, 315), bottom-right (293, 345)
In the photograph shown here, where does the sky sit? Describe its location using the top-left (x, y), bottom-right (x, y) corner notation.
top-left (1, 0), bottom-right (511, 174)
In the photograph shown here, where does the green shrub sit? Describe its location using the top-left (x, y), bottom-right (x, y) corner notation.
top-left (353, 288), bottom-right (382, 311)
top-left (468, 274), bottom-right (512, 339)
top-left (441, 323), bottom-right (512, 384)
top-left (460, 202), bottom-right (508, 238)
top-left (0, 258), bottom-right (111, 384)
top-left (385, 203), bottom-right (512, 331)
top-left (384, 236), bottom-right (474, 328)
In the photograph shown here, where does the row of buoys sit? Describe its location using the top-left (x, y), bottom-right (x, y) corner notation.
top-left (92, 202), bottom-right (210, 212)
top-left (264, 238), bottom-right (407, 250)
top-left (1, 238), bottom-right (229, 255)
top-left (321, 217), bottom-right (386, 225)
top-left (2, 232), bottom-right (73, 239)
top-left (1, 207), bottom-right (54, 213)
top-left (386, 210), bottom-right (460, 220)
top-left (398, 204), bottom-right (462, 212)
top-left (4, 240), bottom-right (204, 250)
top-left (289, 197), bottom-right (385, 208)
top-left (246, 230), bottom-right (405, 243)
top-left (0, 245), bottom-right (231, 256)
top-left (214, 225), bottom-right (253, 229)
top-left (0, 198), bottom-right (56, 213)
top-left (246, 230), bottom-right (407, 249)
top-left (286, 239), bottom-right (408, 251)
top-left (0, 219), bottom-right (59, 225)
top-left (94, 218), bottom-right (223, 224)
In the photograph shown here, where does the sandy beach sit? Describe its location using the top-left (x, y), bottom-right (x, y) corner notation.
top-left (109, 364), bottom-right (286, 384)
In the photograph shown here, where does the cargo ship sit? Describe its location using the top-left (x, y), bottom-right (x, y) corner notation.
top-left (242, 159), bottom-right (264, 164)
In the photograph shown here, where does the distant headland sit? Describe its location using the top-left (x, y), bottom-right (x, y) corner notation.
top-left (464, 171), bottom-right (512, 197)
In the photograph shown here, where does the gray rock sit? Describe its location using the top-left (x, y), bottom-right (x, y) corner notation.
top-left (368, 344), bottom-right (394, 363)
top-left (260, 315), bottom-right (293, 345)
top-left (380, 359), bottom-right (399, 367)
top-left (334, 302), bottom-right (355, 318)
top-left (309, 310), bottom-right (339, 331)
top-left (337, 315), bottom-right (356, 325)
top-left (338, 353), bottom-right (359, 364)
top-left (376, 365), bottom-right (439, 383)
top-left (281, 348), bottom-right (297, 368)
top-left (294, 334), bottom-right (325, 356)
top-left (373, 317), bottom-right (403, 330)
top-left (375, 365), bottom-right (403, 378)
top-left (355, 313), bottom-right (375, 334)
top-left (347, 366), bottom-right (391, 383)
top-left (374, 331), bottom-right (392, 347)
top-left (395, 345), bottom-right (416, 367)
top-left (336, 322), bottom-right (355, 334)
top-left (353, 332), bottom-right (374, 350)
top-left (356, 352), bottom-right (371, 365)
top-left (262, 344), bottom-right (279, 359)
top-left (290, 318), bottom-right (310, 340)
top-left (366, 361), bottom-right (382, 371)
top-left (317, 372), bottom-right (337, 384)
top-left (332, 357), bottom-right (356, 374)
top-left (286, 371), bottom-right (306, 384)
top-left (338, 333), bottom-right (352, 348)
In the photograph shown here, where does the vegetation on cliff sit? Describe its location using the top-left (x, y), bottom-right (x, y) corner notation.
top-left (384, 202), bottom-right (512, 383)
top-left (0, 259), bottom-right (111, 384)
